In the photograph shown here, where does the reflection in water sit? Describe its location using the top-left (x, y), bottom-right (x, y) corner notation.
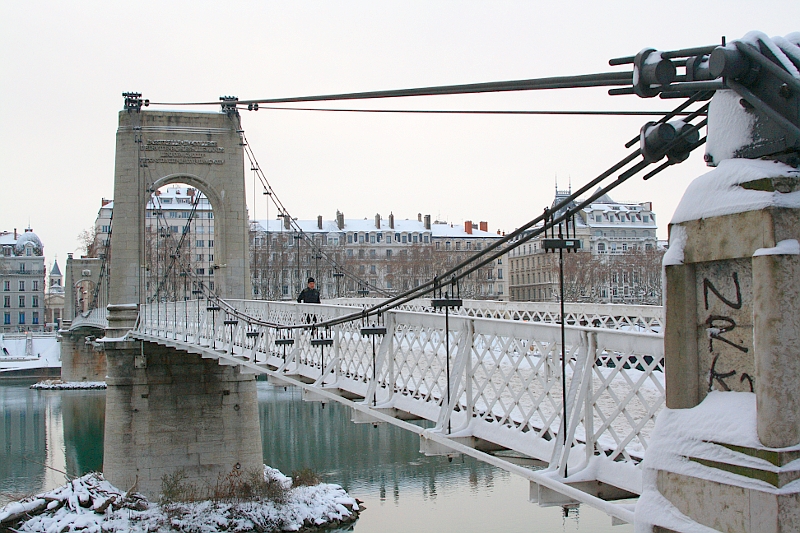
top-left (0, 381), bottom-right (48, 500)
top-left (258, 383), bottom-right (504, 504)
top-left (1, 380), bottom-right (632, 532)
top-left (257, 383), bottom-right (632, 533)
top-left (0, 382), bottom-right (104, 506)
top-left (62, 391), bottom-right (105, 477)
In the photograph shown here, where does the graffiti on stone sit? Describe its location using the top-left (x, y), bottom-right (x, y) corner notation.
top-left (696, 260), bottom-right (754, 395)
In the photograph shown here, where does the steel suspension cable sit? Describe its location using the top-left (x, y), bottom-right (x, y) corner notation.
top-left (241, 136), bottom-right (392, 296)
top-left (148, 71), bottom-right (635, 108)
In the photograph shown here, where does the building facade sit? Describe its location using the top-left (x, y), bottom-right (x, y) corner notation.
top-left (250, 213), bottom-right (508, 300)
top-left (508, 188), bottom-right (662, 304)
top-left (1, 228), bottom-right (47, 332)
top-left (92, 189), bottom-right (508, 302)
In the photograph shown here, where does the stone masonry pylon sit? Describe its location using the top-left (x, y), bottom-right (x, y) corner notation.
top-left (102, 107), bottom-right (261, 498)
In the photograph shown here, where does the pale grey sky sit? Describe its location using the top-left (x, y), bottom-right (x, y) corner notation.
top-left (1, 1), bottom-right (798, 268)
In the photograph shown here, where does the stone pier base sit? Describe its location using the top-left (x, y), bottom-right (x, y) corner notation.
top-left (60, 331), bottom-right (107, 383)
top-left (102, 340), bottom-right (262, 499)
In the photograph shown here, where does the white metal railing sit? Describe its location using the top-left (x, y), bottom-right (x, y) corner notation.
top-left (133, 299), bottom-right (664, 494)
top-left (68, 307), bottom-right (109, 331)
top-left (328, 297), bottom-right (663, 333)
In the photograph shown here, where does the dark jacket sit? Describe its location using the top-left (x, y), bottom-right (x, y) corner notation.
top-left (297, 287), bottom-right (321, 303)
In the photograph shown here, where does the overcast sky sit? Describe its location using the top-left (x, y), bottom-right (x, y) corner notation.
top-left (1, 1), bottom-right (798, 268)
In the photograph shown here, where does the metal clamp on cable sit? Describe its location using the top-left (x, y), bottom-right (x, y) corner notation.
top-left (633, 49), bottom-right (676, 98)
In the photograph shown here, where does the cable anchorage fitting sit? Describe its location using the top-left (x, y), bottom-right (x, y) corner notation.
top-left (220, 96), bottom-right (239, 117)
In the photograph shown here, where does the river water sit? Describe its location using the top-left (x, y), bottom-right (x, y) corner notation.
top-left (1, 380), bottom-right (632, 532)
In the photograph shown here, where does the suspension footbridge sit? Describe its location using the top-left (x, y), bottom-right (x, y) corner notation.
top-left (62, 32), bottom-right (799, 532)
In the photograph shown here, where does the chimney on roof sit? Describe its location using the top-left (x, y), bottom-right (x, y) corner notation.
top-left (317, 215), bottom-right (323, 230)
top-left (479, 221), bottom-right (488, 232)
top-left (375, 213), bottom-right (381, 229)
top-left (101, 198), bottom-right (112, 207)
top-left (14, 228), bottom-right (17, 239)
top-left (497, 230), bottom-right (501, 235)
top-left (464, 220), bottom-right (473, 235)
top-left (336, 211), bottom-right (344, 230)
top-left (389, 213), bottom-right (395, 229)
top-left (417, 213), bottom-right (422, 222)
top-left (424, 214), bottom-right (431, 230)
top-left (282, 214), bottom-right (290, 230)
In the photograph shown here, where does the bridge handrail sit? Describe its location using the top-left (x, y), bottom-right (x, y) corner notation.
top-left (135, 298), bottom-right (664, 493)
top-left (326, 297), bottom-right (664, 333)
top-left (67, 307), bottom-right (109, 331)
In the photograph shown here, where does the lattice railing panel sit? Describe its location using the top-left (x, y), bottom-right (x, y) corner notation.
top-left (135, 299), bottom-right (665, 471)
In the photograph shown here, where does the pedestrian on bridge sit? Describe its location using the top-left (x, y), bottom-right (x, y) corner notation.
top-left (297, 277), bottom-right (320, 325)
top-left (297, 278), bottom-right (321, 304)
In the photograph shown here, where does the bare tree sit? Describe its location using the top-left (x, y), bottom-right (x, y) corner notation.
top-left (77, 227), bottom-right (101, 258)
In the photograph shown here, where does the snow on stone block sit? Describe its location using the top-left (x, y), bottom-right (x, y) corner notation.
top-left (671, 159), bottom-right (800, 225)
top-left (753, 239), bottom-right (800, 256)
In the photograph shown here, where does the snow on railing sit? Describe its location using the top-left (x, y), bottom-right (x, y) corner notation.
top-left (327, 297), bottom-right (664, 334)
top-left (134, 299), bottom-right (664, 490)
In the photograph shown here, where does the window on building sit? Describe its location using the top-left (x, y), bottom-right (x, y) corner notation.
top-left (32, 280), bottom-right (38, 291)
top-left (196, 268), bottom-right (205, 275)
top-left (3, 296), bottom-right (9, 308)
top-left (32, 296), bottom-right (38, 308)
top-left (196, 240), bottom-right (205, 247)
top-left (18, 312), bottom-right (25, 325)
top-left (196, 254), bottom-right (204, 262)
top-left (497, 269), bottom-right (503, 280)
top-left (435, 242), bottom-right (440, 250)
top-left (370, 265), bottom-right (377, 274)
top-left (3, 312), bottom-right (9, 325)
top-left (3, 281), bottom-right (8, 291)
top-left (32, 312), bottom-right (39, 325)
top-left (19, 281), bottom-right (25, 291)
top-left (401, 234), bottom-right (407, 244)
top-left (208, 240), bottom-right (214, 247)
top-left (19, 296), bottom-right (25, 307)
top-left (423, 235), bottom-right (429, 243)
top-left (386, 249), bottom-right (392, 258)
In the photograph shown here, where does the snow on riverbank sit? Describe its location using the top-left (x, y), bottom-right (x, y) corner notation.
top-left (0, 468), bottom-right (362, 532)
top-left (30, 380), bottom-right (107, 390)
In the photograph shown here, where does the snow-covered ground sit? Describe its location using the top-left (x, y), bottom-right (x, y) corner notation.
top-left (0, 333), bottom-right (61, 376)
top-left (30, 380), bottom-right (106, 390)
top-left (0, 467), bottom-right (362, 533)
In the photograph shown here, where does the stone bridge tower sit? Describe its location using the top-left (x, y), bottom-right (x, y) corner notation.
top-left (103, 99), bottom-right (261, 498)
